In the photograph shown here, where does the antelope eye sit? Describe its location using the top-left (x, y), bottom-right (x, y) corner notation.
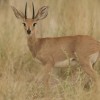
top-left (22, 23), bottom-right (26, 27)
top-left (33, 23), bottom-right (37, 27)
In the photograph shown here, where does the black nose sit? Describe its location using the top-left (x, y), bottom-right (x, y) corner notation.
top-left (27, 29), bottom-right (31, 34)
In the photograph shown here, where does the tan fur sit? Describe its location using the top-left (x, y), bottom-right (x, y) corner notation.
top-left (27, 34), bottom-right (100, 64)
top-left (27, 33), bottom-right (100, 90)
top-left (12, 4), bottom-right (100, 91)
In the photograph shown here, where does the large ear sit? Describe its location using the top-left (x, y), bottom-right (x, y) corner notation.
top-left (35, 6), bottom-right (48, 21)
top-left (11, 6), bottom-right (25, 19)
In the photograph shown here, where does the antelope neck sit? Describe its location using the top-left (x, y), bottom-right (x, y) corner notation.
top-left (27, 33), bottom-right (40, 57)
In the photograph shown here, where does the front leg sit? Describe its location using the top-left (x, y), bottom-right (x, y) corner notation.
top-left (42, 62), bottom-right (53, 88)
top-left (35, 61), bottom-right (53, 88)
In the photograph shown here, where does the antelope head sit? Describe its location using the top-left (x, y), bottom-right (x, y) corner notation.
top-left (12, 2), bottom-right (48, 35)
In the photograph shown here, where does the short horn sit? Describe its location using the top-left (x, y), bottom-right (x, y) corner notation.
top-left (32, 2), bottom-right (35, 19)
top-left (25, 2), bottom-right (27, 19)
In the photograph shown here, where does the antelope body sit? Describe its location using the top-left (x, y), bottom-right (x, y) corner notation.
top-left (12, 3), bottom-right (100, 90)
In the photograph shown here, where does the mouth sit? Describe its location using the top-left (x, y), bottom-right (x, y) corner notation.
top-left (27, 32), bottom-right (31, 35)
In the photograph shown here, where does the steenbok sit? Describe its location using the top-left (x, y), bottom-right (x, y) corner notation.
top-left (12, 2), bottom-right (100, 90)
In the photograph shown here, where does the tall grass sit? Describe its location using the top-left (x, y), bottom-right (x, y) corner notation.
top-left (0, 0), bottom-right (100, 100)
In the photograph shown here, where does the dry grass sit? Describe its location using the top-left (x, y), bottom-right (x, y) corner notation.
top-left (0, 0), bottom-right (100, 100)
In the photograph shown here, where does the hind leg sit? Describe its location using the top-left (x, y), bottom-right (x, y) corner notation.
top-left (83, 52), bottom-right (99, 90)
top-left (79, 57), bottom-right (99, 92)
